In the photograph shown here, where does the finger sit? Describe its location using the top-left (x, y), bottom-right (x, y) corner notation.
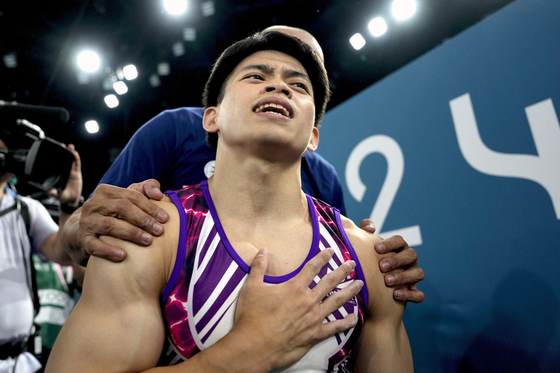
top-left (141, 179), bottom-right (165, 201)
top-left (247, 249), bottom-right (269, 286)
top-left (124, 182), bottom-right (167, 222)
top-left (97, 183), bottom-right (153, 206)
top-left (378, 248), bottom-right (418, 272)
top-left (295, 248), bottom-right (334, 287)
top-left (84, 214), bottom-right (156, 246)
top-left (127, 179), bottom-right (162, 198)
top-left (81, 235), bottom-right (127, 263)
top-left (384, 267), bottom-right (425, 287)
top-left (359, 219), bottom-right (376, 234)
top-left (374, 235), bottom-right (408, 254)
top-left (67, 144), bottom-right (81, 169)
top-left (315, 313), bottom-right (358, 341)
top-left (319, 278), bottom-right (363, 318)
top-left (394, 285), bottom-right (425, 303)
top-left (311, 259), bottom-right (357, 303)
top-left (88, 189), bottom-right (167, 232)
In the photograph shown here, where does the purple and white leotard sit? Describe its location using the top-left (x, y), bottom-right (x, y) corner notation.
top-left (158, 180), bottom-right (368, 372)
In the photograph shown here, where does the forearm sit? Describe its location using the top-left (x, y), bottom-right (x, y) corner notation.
top-left (355, 319), bottom-right (413, 373)
top-left (39, 231), bottom-right (74, 267)
top-left (145, 327), bottom-right (275, 373)
top-left (57, 207), bottom-right (83, 261)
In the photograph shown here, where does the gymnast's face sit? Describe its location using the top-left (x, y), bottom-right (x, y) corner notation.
top-left (203, 50), bottom-right (319, 158)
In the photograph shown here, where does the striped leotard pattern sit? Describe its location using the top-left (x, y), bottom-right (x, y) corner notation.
top-left (158, 181), bottom-right (368, 372)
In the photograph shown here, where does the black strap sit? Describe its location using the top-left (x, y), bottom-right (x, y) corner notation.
top-left (18, 198), bottom-right (31, 237)
top-left (0, 203), bottom-right (17, 217)
top-left (17, 198), bottom-right (40, 317)
top-left (0, 341), bottom-right (26, 360)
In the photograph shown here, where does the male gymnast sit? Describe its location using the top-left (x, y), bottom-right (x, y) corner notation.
top-left (47, 31), bottom-right (412, 372)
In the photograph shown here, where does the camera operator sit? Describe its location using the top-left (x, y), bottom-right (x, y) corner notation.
top-left (0, 137), bottom-right (82, 373)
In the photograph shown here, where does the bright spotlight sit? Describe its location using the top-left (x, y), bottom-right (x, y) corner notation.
top-left (349, 33), bottom-right (366, 50)
top-left (77, 51), bottom-right (100, 72)
top-left (104, 94), bottom-right (119, 108)
top-left (113, 81), bottom-right (128, 95)
top-left (368, 17), bottom-right (388, 37)
top-left (392, 0), bottom-right (416, 20)
top-left (123, 64), bottom-right (138, 80)
top-left (85, 120), bottom-right (99, 134)
top-left (164, 0), bottom-right (187, 15)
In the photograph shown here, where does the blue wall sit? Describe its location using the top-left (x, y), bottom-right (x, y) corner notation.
top-left (318, 0), bottom-right (560, 371)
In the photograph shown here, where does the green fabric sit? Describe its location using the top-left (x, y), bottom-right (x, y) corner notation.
top-left (32, 255), bottom-right (80, 349)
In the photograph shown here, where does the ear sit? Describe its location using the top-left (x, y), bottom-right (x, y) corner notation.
top-left (306, 127), bottom-right (319, 152)
top-left (203, 106), bottom-right (220, 133)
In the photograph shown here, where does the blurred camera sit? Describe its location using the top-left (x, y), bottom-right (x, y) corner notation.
top-left (0, 100), bottom-right (74, 193)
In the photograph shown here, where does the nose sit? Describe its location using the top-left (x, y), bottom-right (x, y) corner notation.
top-left (264, 79), bottom-right (291, 98)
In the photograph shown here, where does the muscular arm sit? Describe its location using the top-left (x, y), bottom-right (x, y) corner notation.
top-left (342, 217), bottom-right (413, 372)
top-left (46, 199), bottom-right (176, 373)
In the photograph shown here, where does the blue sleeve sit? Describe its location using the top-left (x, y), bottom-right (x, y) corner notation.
top-left (301, 152), bottom-right (347, 215)
top-left (91, 110), bottom-right (181, 199)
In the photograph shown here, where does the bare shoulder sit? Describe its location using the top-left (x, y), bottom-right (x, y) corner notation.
top-left (339, 215), bottom-right (384, 278)
top-left (339, 215), bottom-right (383, 253)
top-left (94, 195), bottom-right (180, 296)
top-left (339, 215), bottom-right (402, 318)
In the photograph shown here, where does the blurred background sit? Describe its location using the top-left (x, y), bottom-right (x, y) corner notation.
top-left (0, 0), bottom-right (514, 197)
top-left (5, 2), bottom-right (559, 372)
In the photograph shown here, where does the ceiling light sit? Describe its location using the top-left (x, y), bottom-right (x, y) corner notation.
top-left (349, 33), bottom-right (366, 50)
top-left (149, 74), bottom-right (161, 88)
top-left (164, 0), bottom-right (187, 15)
top-left (173, 42), bottom-right (185, 57)
top-left (368, 17), bottom-right (388, 37)
top-left (113, 81), bottom-right (128, 95)
top-left (77, 51), bottom-right (100, 72)
top-left (3, 53), bottom-right (17, 68)
top-left (183, 27), bottom-right (196, 41)
top-left (123, 65), bottom-right (138, 80)
top-left (392, 0), bottom-right (416, 20)
top-left (85, 120), bottom-right (99, 134)
top-left (104, 94), bottom-right (119, 108)
top-left (201, 1), bottom-right (215, 16)
top-left (157, 62), bottom-right (170, 76)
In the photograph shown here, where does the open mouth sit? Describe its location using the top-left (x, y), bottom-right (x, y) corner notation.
top-left (254, 102), bottom-right (291, 118)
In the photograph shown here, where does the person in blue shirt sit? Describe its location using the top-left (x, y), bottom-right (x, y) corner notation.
top-left (94, 106), bottom-right (346, 214)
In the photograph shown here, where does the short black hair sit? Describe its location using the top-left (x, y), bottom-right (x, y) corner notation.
top-left (202, 30), bottom-right (330, 149)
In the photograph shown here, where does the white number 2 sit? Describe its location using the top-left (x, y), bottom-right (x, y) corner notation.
top-left (345, 135), bottom-right (423, 246)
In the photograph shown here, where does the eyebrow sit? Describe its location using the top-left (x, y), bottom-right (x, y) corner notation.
top-left (240, 64), bottom-right (311, 83)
